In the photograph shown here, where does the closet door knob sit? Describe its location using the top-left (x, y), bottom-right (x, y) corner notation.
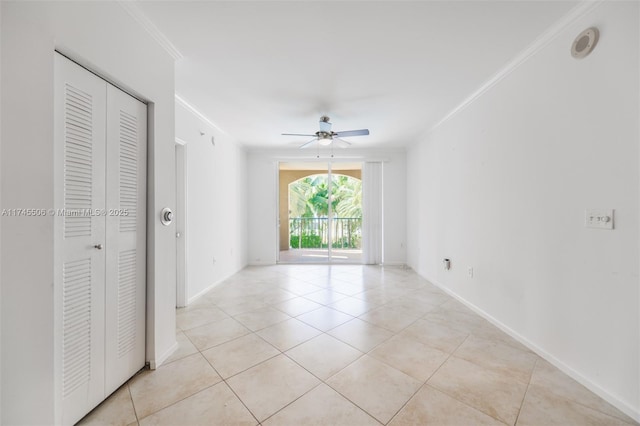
top-left (94, 244), bottom-right (103, 250)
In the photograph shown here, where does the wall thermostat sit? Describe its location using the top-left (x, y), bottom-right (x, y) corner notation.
top-left (161, 207), bottom-right (173, 226)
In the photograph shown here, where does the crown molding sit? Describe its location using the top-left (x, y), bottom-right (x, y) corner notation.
top-left (428, 0), bottom-right (604, 135)
top-left (118, 0), bottom-right (184, 61)
top-left (175, 94), bottom-right (228, 136)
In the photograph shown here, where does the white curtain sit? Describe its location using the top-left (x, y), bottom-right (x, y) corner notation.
top-left (362, 161), bottom-right (383, 264)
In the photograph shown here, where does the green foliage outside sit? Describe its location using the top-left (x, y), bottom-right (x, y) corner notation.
top-left (288, 174), bottom-right (362, 249)
top-left (289, 234), bottom-right (323, 249)
top-left (289, 231), bottom-right (361, 249)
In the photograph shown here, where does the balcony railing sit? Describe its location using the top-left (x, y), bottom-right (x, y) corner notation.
top-left (289, 217), bottom-right (362, 249)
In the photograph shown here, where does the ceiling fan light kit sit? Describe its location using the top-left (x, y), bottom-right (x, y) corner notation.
top-left (318, 135), bottom-right (333, 146)
top-left (282, 115), bottom-right (370, 149)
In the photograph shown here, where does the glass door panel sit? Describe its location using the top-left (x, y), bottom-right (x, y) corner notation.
top-left (278, 162), bottom-right (362, 264)
top-left (328, 172), bottom-right (362, 264)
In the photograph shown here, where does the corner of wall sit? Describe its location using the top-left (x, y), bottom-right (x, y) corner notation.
top-left (406, 1), bottom-right (639, 420)
top-left (175, 97), bottom-right (249, 302)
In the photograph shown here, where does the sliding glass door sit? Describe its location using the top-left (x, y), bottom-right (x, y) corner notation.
top-left (278, 162), bottom-right (362, 264)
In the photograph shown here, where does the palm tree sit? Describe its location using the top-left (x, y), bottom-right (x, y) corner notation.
top-left (289, 174), bottom-right (362, 249)
top-left (288, 178), bottom-right (314, 218)
top-left (333, 175), bottom-right (362, 219)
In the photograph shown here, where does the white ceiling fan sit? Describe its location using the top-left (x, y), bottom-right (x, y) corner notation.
top-left (282, 116), bottom-right (369, 149)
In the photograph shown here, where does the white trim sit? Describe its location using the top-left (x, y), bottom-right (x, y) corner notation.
top-left (175, 94), bottom-right (228, 136)
top-left (248, 260), bottom-right (276, 266)
top-left (149, 341), bottom-right (179, 370)
top-left (381, 261), bottom-right (406, 267)
top-left (117, 1), bottom-right (184, 61)
top-left (186, 270), bottom-right (243, 305)
top-left (276, 161), bottom-right (281, 263)
top-left (429, 0), bottom-right (604, 134)
top-left (175, 137), bottom-right (188, 146)
top-left (175, 142), bottom-right (188, 308)
top-left (423, 273), bottom-right (640, 423)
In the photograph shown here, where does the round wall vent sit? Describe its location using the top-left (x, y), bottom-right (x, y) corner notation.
top-left (571, 27), bottom-right (599, 59)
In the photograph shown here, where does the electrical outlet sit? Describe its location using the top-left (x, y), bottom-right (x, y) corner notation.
top-left (467, 267), bottom-right (473, 278)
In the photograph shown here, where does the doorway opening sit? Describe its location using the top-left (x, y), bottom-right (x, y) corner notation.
top-left (278, 162), bottom-right (362, 264)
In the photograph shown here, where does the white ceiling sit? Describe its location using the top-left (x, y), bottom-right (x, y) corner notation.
top-left (137, 1), bottom-right (578, 149)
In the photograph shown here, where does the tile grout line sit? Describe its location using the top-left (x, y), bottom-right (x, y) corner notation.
top-left (253, 313), bottom-right (393, 424)
top-left (422, 333), bottom-right (517, 425)
top-left (384, 333), bottom-right (472, 425)
top-left (219, 378), bottom-right (262, 425)
top-left (126, 383), bottom-right (140, 425)
top-left (258, 380), bottom-right (327, 424)
top-left (281, 337), bottom-right (364, 383)
top-left (198, 338), bottom-right (262, 425)
top-left (146, 318), bottom-right (265, 423)
top-left (513, 357), bottom-right (538, 426)
top-left (195, 318), bottom-right (335, 424)
top-left (318, 366), bottom-right (388, 425)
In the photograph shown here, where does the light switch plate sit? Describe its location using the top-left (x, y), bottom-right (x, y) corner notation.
top-left (585, 209), bottom-right (614, 230)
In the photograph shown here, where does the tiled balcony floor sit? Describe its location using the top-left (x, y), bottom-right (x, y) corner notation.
top-left (78, 265), bottom-right (637, 426)
top-left (278, 249), bottom-right (362, 264)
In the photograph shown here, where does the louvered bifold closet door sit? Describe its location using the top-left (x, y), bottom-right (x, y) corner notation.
top-left (104, 84), bottom-right (147, 394)
top-left (54, 54), bottom-right (107, 425)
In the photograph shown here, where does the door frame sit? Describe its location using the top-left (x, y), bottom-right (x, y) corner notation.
top-left (277, 161), bottom-right (333, 263)
top-left (277, 160), bottom-right (363, 264)
top-left (175, 139), bottom-right (188, 307)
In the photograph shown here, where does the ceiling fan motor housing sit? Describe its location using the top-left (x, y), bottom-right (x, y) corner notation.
top-left (317, 130), bottom-right (333, 145)
top-left (319, 116), bottom-right (332, 132)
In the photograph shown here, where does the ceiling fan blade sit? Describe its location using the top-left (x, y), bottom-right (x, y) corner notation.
top-left (334, 138), bottom-right (352, 148)
top-left (334, 129), bottom-right (369, 137)
top-left (283, 133), bottom-right (316, 137)
top-left (298, 137), bottom-right (318, 149)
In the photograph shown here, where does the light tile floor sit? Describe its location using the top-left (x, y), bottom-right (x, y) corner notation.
top-left (78, 265), bottom-right (637, 426)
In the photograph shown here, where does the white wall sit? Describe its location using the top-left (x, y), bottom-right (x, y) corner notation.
top-left (1, 2), bottom-right (176, 424)
top-left (175, 102), bottom-right (248, 302)
top-left (246, 152), bottom-right (283, 265)
top-left (0, 3), bottom-right (3, 421)
top-left (247, 148), bottom-right (406, 265)
top-left (382, 155), bottom-right (407, 264)
top-left (407, 1), bottom-right (639, 420)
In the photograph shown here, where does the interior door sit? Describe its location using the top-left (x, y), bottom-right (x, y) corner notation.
top-left (104, 84), bottom-right (147, 394)
top-left (54, 53), bottom-right (147, 425)
top-left (54, 53), bottom-right (107, 425)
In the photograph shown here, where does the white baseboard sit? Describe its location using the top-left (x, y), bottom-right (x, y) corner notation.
top-left (187, 269), bottom-right (244, 306)
top-left (149, 340), bottom-right (178, 370)
top-left (249, 260), bottom-right (276, 266)
top-left (381, 261), bottom-right (407, 267)
top-left (422, 273), bottom-right (640, 423)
